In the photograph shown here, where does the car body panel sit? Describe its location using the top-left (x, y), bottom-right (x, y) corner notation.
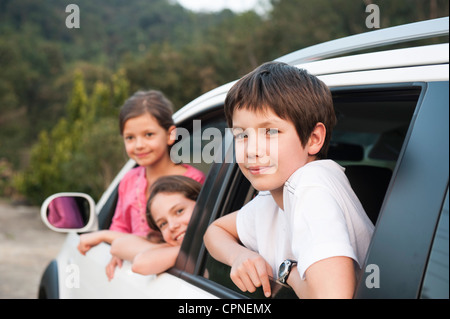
top-left (319, 65), bottom-right (449, 87)
top-left (54, 233), bottom-right (216, 299)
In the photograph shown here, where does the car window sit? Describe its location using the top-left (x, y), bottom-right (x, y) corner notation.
top-left (201, 171), bottom-right (261, 297)
top-left (329, 85), bottom-right (421, 224)
top-left (355, 81), bottom-right (448, 299)
top-left (196, 84), bottom-right (423, 299)
top-left (97, 107), bottom-right (227, 230)
top-left (97, 185), bottom-right (119, 230)
top-left (200, 169), bottom-right (299, 298)
top-left (172, 108), bottom-right (228, 175)
top-left (420, 188), bottom-right (449, 299)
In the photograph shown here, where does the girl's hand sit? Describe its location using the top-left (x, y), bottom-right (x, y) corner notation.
top-left (78, 230), bottom-right (125, 255)
top-left (230, 250), bottom-right (273, 298)
top-left (105, 256), bottom-right (123, 281)
top-left (77, 232), bottom-right (103, 255)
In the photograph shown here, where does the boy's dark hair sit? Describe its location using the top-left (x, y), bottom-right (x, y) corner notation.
top-left (224, 62), bottom-right (336, 159)
top-left (119, 90), bottom-right (175, 135)
top-left (146, 175), bottom-right (202, 232)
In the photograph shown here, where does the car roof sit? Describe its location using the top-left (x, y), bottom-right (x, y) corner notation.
top-left (275, 17), bottom-right (449, 65)
top-left (174, 17), bottom-right (449, 123)
top-left (296, 43), bottom-right (449, 78)
top-left (304, 43), bottom-right (449, 87)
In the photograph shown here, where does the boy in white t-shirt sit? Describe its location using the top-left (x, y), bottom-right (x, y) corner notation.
top-left (204, 62), bottom-right (374, 299)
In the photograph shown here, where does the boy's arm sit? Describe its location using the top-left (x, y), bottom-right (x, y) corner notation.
top-left (287, 256), bottom-right (356, 299)
top-left (131, 244), bottom-right (180, 275)
top-left (204, 211), bottom-right (272, 298)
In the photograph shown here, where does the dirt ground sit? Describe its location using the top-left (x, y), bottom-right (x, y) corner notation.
top-left (0, 199), bottom-right (66, 299)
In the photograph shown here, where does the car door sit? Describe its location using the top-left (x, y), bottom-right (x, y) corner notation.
top-left (356, 81), bottom-right (449, 298)
top-left (174, 82), bottom-right (448, 299)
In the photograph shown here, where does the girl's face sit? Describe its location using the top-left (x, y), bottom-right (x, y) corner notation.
top-left (150, 192), bottom-right (196, 246)
top-left (122, 113), bottom-right (175, 167)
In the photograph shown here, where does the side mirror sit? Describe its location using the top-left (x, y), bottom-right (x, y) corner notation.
top-left (41, 193), bottom-right (98, 233)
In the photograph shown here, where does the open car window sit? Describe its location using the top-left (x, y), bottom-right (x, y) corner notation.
top-left (192, 84), bottom-right (422, 299)
top-left (97, 107), bottom-right (227, 230)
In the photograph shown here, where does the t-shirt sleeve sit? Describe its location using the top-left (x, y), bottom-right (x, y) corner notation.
top-left (290, 186), bottom-right (358, 279)
top-left (236, 196), bottom-right (260, 252)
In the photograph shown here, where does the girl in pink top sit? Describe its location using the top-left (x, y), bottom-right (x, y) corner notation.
top-left (109, 175), bottom-right (202, 278)
top-left (77, 90), bottom-right (205, 273)
top-left (109, 164), bottom-right (204, 237)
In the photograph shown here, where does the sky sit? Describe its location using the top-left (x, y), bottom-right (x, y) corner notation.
top-left (176, 0), bottom-right (269, 14)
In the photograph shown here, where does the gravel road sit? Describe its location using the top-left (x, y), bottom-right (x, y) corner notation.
top-left (0, 199), bottom-right (66, 299)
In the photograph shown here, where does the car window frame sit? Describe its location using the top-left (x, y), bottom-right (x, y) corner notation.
top-left (355, 81), bottom-right (449, 298)
top-left (97, 185), bottom-right (119, 230)
top-left (420, 187), bottom-right (449, 299)
top-left (167, 105), bottom-right (288, 298)
top-left (169, 82), bottom-right (449, 299)
top-left (171, 105), bottom-right (230, 268)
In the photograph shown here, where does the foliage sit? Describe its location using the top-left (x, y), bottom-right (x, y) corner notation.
top-left (0, 158), bottom-right (14, 197)
top-left (13, 70), bottom-right (129, 203)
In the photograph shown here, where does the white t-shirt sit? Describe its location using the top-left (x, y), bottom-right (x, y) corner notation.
top-left (236, 160), bottom-right (374, 280)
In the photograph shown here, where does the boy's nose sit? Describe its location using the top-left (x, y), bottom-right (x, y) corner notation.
top-left (246, 130), bottom-right (266, 158)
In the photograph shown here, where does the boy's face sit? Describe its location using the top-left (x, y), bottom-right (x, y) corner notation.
top-left (232, 108), bottom-right (314, 196)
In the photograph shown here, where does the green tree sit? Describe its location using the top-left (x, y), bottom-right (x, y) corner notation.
top-left (112, 68), bottom-right (130, 117)
top-left (67, 70), bottom-right (88, 123)
top-left (14, 69), bottom-right (129, 204)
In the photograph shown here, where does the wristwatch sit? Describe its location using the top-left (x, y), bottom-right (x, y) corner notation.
top-left (278, 259), bottom-right (297, 285)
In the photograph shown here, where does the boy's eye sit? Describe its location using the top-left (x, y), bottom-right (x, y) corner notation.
top-left (233, 129), bottom-right (248, 140)
top-left (266, 128), bottom-right (279, 136)
top-left (234, 132), bottom-right (248, 139)
top-left (146, 132), bottom-right (154, 137)
top-left (124, 135), bottom-right (134, 141)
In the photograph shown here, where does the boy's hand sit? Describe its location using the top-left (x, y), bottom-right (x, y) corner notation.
top-left (230, 250), bottom-right (273, 298)
top-left (203, 211), bottom-right (273, 297)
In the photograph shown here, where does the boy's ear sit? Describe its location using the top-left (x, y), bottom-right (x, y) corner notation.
top-left (167, 125), bottom-right (177, 146)
top-left (308, 123), bottom-right (326, 156)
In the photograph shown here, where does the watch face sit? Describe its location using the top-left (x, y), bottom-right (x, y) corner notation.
top-left (278, 260), bottom-right (292, 281)
top-left (279, 262), bottom-right (289, 275)
top-left (278, 259), bottom-right (297, 284)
